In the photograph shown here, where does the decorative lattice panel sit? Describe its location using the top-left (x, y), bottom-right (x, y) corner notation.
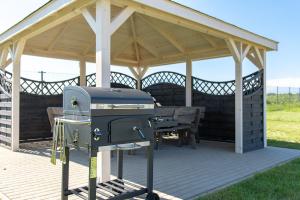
top-left (20, 77), bottom-right (79, 95)
top-left (0, 71), bottom-right (12, 96)
top-left (243, 70), bottom-right (263, 95)
top-left (193, 70), bottom-right (263, 95)
top-left (87, 72), bottom-right (137, 89)
top-left (193, 78), bottom-right (235, 95)
top-left (0, 69), bottom-right (263, 96)
top-left (142, 71), bottom-right (186, 89)
top-left (86, 73), bottom-right (96, 87)
top-left (110, 72), bottom-right (137, 89)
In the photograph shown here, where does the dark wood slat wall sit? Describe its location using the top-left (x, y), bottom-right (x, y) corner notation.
top-left (20, 93), bottom-right (62, 141)
top-left (0, 91), bottom-right (12, 147)
top-left (243, 88), bottom-right (264, 152)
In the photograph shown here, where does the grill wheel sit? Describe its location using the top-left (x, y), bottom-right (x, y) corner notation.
top-left (146, 192), bottom-right (160, 200)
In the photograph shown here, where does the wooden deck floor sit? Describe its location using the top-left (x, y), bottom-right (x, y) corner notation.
top-left (1, 141), bottom-right (300, 200)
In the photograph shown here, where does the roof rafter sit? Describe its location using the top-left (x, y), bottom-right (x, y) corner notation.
top-left (130, 16), bottom-right (140, 64)
top-left (200, 34), bottom-right (218, 48)
top-left (138, 14), bottom-right (185, 53)
top-left (136, 37), bottom-right (159, 58)
top-left (110, 6), bottom-right (135, 35)
top-left (47, 22), bottom-right (71, 51)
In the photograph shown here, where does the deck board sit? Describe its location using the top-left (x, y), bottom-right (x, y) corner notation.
top-left (0, 141), bottom-right (300, 200)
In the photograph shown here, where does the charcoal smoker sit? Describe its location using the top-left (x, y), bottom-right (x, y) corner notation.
top-left (51, 86), bottom-right (159, 200)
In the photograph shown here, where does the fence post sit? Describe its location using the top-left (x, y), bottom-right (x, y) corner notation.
top-left (276, 86), bottom-right (279, 104)
top-left (289, 87), bottom-right (291, 111)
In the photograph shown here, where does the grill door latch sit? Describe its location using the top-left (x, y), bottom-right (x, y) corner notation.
top-left (132, 126), bottom-right (146, 139)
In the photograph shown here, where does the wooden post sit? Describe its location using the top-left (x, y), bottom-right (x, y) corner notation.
top-left (186, 57), bottom-right (192, 107)
top-left (79, 58), bottom-right (86, 86)
top-left (10, 39), bottom-right (26, 151)
top-left (235, 58), bottom-right (243, 154)
top-left (96, 0), bottom-right (111, 183)
top-left (226, 39), bottom-right (251, 154)
top-left (262, 50), bottom-right (267, 147)
top-left (129, 67), bottom-right (148, 90)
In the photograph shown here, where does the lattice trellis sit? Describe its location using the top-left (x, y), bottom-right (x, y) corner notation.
top-left (0, 71), bottom-right (12, 96)
top-left (193, 78), bottom-right (235, 95)
top-left (142, 71), bottom-right (186, 89)
top-left (86, 73), bottom-right (96, 87)
top-left (193, 70), bottom-right (263, 95)
top-left (19, 77), bottom-right (79, 95)
top-left (87, 72), bottom-right (137, 88)
top-left (0, 69), bottom-right (263, 96)
top-left (243, 70), bottom-right (263, 95)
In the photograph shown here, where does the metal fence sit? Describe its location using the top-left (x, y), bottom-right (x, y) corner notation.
top-left (267, 86), bottom-right (300, 104)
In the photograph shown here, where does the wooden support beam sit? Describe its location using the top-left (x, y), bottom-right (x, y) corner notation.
top-left (22, 0), bottom-right (95, 41)
top-left (82, 8), bottom-right (96, 33)
top-left (1, 58), bottom-right (12, 70)
top-left (136, 37), bottom-right (159, 58)
top-left (79, 58), bottom-right (86, 86)
top-left (246, 47), bottom-right (264, 69)
top-left (138, 15), bottom-right (185, 53)
top-left (201, 34), bottom-right (218, 48)
top-left (140, 66), bottom-right (149, 78)
top-left (253, 46), bottom-right (264, 68)
top-left (110, 6), bottom-right (135, 35)
top-left (225, 38), bottom-right (241, 63)
top-left (235, 57), bottom-right (243, 154)
top-left (262, 49), bottom-right (267, 147)
top-left (9, 39), bottom-right (26, 151)
top-left (128, 67), bottom-right (139, 79)
top-left (186, 57), bottom-right (192, 107)
top-left (95, 0), bottom-right (111, 183)
top-left (129, 66), bottom-right (148, 90)
top-left (226, 38), bottom-right (255, 154)
top-left (47, 22), bottom-right (70, 51)
top-left (130, 16), bottom-right (140, 64)
top-left (0, 47), bottom-right (9, 67)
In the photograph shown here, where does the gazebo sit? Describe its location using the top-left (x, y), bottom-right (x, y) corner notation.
top-left (0, 0), bottom-right (277, 182)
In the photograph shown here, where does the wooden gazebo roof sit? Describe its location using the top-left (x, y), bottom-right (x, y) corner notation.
top-left (0, 0), bottom-right (278, 68)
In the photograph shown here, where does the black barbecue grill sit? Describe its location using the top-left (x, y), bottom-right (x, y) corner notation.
top-left (51, 86), bottom-right (159, 200)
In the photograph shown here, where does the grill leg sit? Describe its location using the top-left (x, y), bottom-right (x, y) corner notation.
top-left (147, 143), bottom-right (154, 194)
top-left (62, 147), bottom-right (69, 200)
top-left (88, 149), bottom-right (97, 200)
top-left (117, 149), bottom-right (123, 179)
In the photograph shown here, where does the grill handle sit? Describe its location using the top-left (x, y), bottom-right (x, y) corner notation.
top-left (111, 104), bottom-right (145, 109)
top-left (132, 126), bottom-right (146, 139)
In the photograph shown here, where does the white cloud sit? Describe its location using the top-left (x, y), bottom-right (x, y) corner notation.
top-left (267, 78), bottom-right (300, 88)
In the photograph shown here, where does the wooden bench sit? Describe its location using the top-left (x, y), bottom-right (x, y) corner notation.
top-left (154, 106), bottom-right (205, 149)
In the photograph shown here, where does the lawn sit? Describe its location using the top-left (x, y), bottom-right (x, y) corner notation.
top-left (267, 104), bottom-right (300, 149)
top-left (197, 103), bottom-right (300, 200)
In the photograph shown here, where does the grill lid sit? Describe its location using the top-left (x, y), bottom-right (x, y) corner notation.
top-left (81, 87), bottom-right (153, 104)
top-left (63, 86), bottom-right (154, 115)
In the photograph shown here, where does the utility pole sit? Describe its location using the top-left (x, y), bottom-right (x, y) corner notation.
top-left (38, 71), bottom-right (46, 95)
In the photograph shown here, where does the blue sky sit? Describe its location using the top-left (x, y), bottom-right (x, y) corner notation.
top-left (0, 0), bottom-right (299, 87)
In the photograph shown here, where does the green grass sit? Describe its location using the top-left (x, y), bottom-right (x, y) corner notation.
top-left (197, 102), bottom-right (300, 200)
top-left (267, 104), bottom-right (300, 150)
top-left (198, 159), bottom-right (300, 200)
